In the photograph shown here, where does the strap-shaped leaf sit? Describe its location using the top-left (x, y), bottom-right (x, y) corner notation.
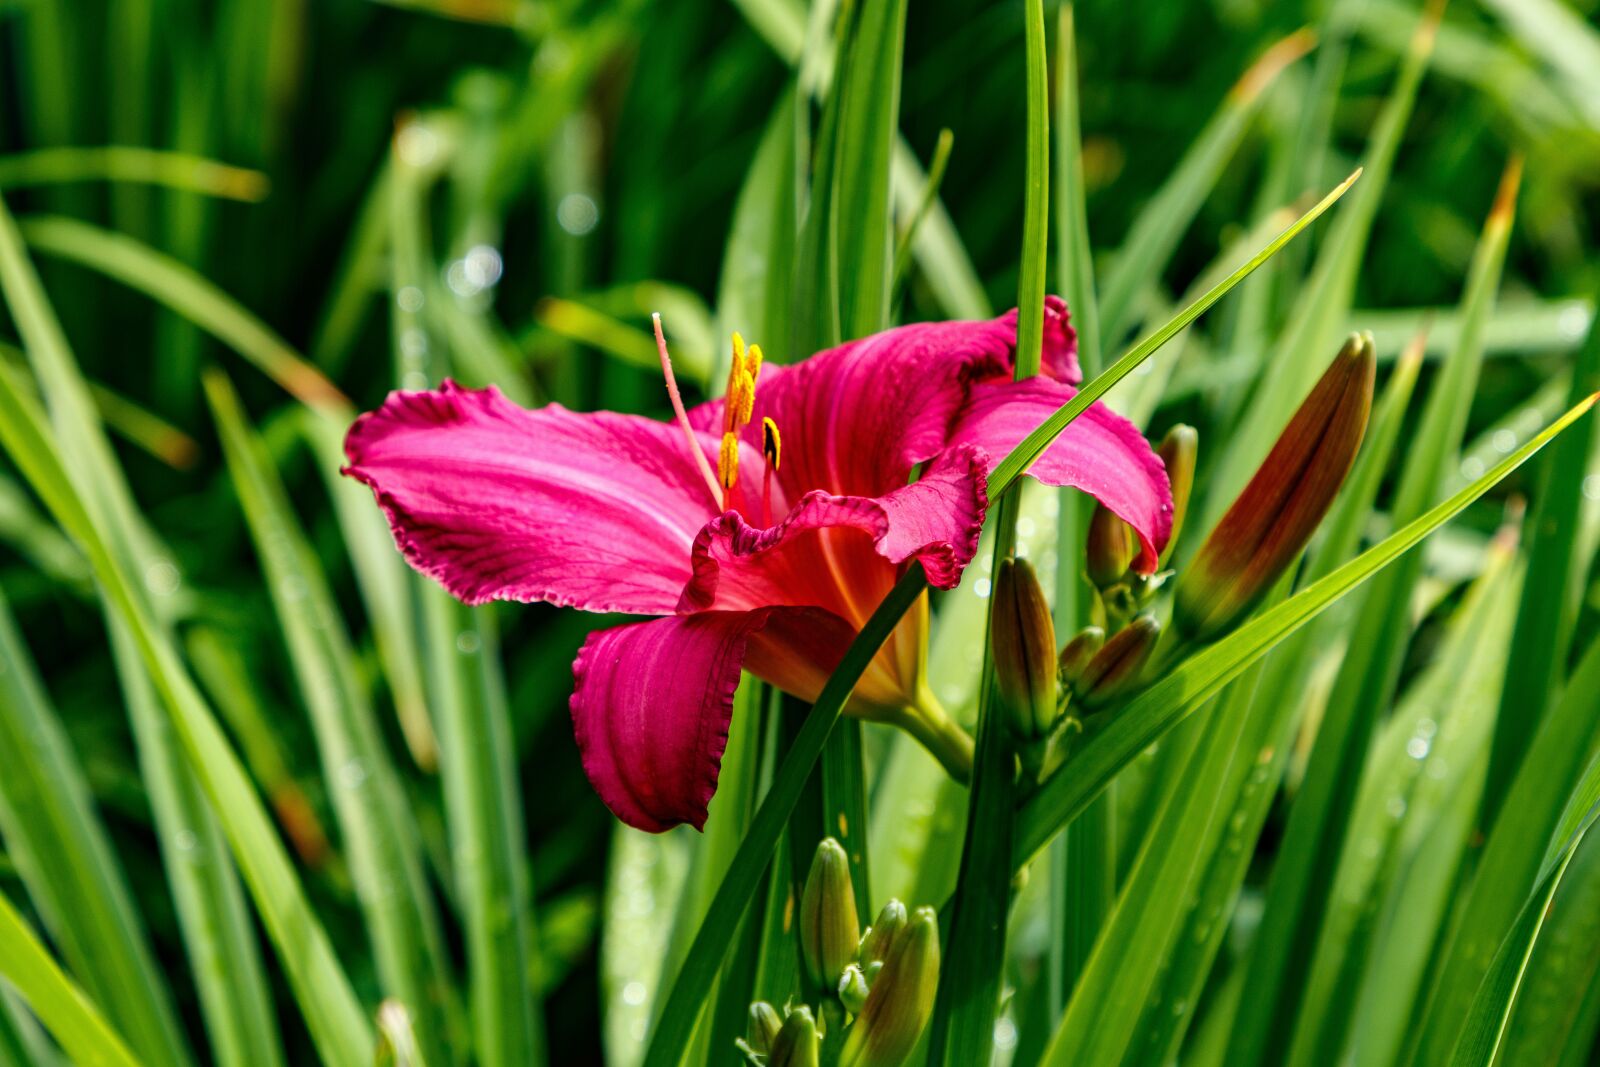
top-left (1015, 390), bottom-right (1599, 862)
top-left (0, 890), bottom-right (144, 1067)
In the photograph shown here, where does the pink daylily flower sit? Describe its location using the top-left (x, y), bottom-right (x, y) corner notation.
top-left (343, 297), bottom-right (1172, 832)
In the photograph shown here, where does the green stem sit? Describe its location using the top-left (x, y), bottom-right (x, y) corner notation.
top-left (889, 689), bottom-right (974, 784)
top-left (820, 998), bottom-right (848, 1063)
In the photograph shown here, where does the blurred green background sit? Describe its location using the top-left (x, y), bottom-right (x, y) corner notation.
top-left (2, 0), bottom-right (1600, 1064)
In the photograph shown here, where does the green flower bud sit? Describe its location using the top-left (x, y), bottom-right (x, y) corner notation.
top-left (1157, 425), bottom-right (1197, 566)
top-left (800, 838), bottom-right (860, 993)
top-left (1175, 333), bottom-right (1374, 642)
top-left (992, 558), bottom-right (1059, 743)
top-left (838, 905), bottom-right (940, 1067)
top-left (1075, 615), bottom-right (1160, 711)
top-left (859, 899), bottom-right (907, 969)
top-left (747, 1002), bottom-right (783, 1055)
top-left (1057, 626), bottom-right (1105, 689)
top-left (1086, 503), bottom-right (1138, 590)
top-left (374, 1000), bottom-right (419, 1067)
top-left (768, 1005), bottom-right (820, 1067)
top-left (839, 963), bottom-right (871, 1014)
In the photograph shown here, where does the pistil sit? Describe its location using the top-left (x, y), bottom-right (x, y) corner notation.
top-left (653, 313), bottom-right (725, 508)
top-left (657, 316), bottom-right (782, 518)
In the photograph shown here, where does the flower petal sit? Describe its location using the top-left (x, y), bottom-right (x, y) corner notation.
top-left (343, 381), bottom-right (721, 614)
top-left (691, 298), bottom-right (1077, 501)
top-left (948, 377), bottom-right (1173, 572)
top-left (569, 611), bottom-right (764, 832)
top-left (745, 598), bottom-right (932, 719)
top-left (678, 444), bottom-right (988, 619)
top-left (569, 603), bottom-right (925, 833)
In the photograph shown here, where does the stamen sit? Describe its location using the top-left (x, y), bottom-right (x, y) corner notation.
top-left (653, 313), bottom-right (724, 508)
top-left (761, 417), bottom-right (781, 470)
top-left (761, 417), bottom-right (780, 528)
top-left (723, 334), bottom-right (754, 433)
top-left (730, 368), bottom-right (756, 428)
top-left (718, 432), bottom-right (740, 513)
top-left (746, 342), bottom-right (764, 382)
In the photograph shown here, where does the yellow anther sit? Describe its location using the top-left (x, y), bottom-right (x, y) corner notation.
top-left (731, 370), bottom-right (756, 428)
top-left (722, 332), bottom-right (763, 434)
top-left (762, 417), bottom-right (781, 470)
top-left (718, 431), bottom-right (740, 490)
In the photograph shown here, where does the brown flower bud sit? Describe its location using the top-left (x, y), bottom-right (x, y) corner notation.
top-left (1157, 424), bottom-right (1197, 565)
top-left (859, 899), bottom-right (907, 970)
top-left (1057, 626), bottom-right (1106, 689)
top-left (1086, 503), bottom-right (1138, 590)
top-left (1175, 333), bottom-right (1374, 642)
top-left (1074, 615), bottom-right (1160, 711)
top-left (992, 558), bottom-right (1059, 743)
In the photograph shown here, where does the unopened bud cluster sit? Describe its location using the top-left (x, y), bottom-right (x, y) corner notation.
top-left (991, 334), bottom-right (1373, 780)
top-left (1086, 425), bottom-right (1196, 629)
top-left (739, 839), bottom-right (938, 1067)
top-left (740, 1003), bottom-right (819, 1067)
top-left (992, 555), bottom-right (1162, 776)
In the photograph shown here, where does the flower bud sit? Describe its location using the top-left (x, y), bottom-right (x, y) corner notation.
top-left (747, 1002), bottom-right (783, 1055)
top-left (768, 1005), bottom-right (820, 1067)
top-left (992, 558), bottom-right (1059, 743)
top-left (859, 899), bottom-right (907, 969)
top-left (800, 838), bottom-right (860, 993)
top-left (1057, 626), bottom-right (1105, 689)
top-left (838, 905), bottom-right (940, 1067)
top-left (1157, 425), bottom-right (1197, 565)
top-left (1086, 503), bottom-right (1138, 589)
top-left (1175, 333), bottom-right (1374, 642)
top-left (839, 963), bottom-right (871, 1014)
top-left (375, 1000), bottom-right (419, 1067)
top-left (1074, 615), bottom-right (1159, 711)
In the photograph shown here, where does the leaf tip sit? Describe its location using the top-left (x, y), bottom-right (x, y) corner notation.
top-left (1230, 27), bottom-right (1318, 104)
top-left (1397, 319), bottom-right (1432, 373)
top-left (1489, 154), bottom-right (1525, 226)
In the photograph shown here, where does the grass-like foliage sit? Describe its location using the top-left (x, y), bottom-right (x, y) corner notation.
top-left (1, 1), bottom-right (1599, 1065)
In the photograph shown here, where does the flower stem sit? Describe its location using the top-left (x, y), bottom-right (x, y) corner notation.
top-left (893, 690), bottom-right (974, 784)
